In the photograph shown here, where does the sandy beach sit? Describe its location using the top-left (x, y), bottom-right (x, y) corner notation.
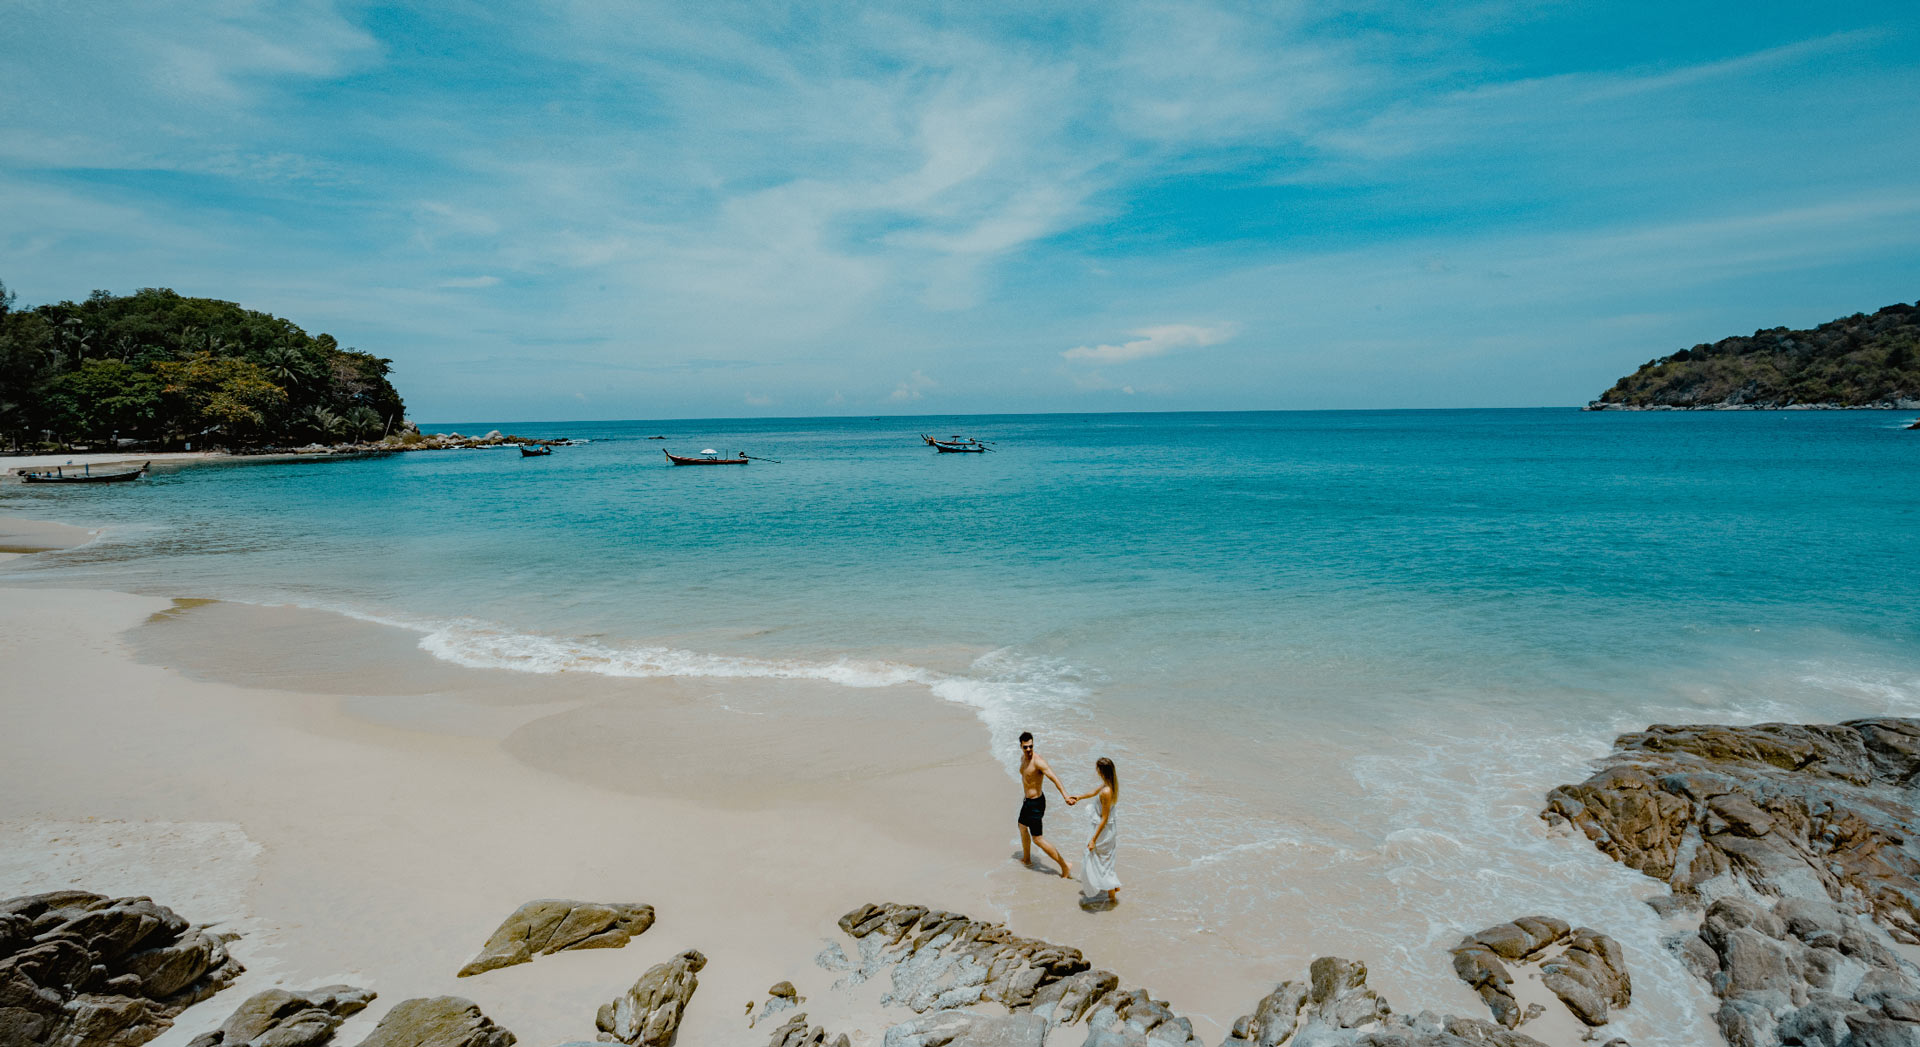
top-left (0, 452), bottom-right (226, 477)
top-left (6, 504), bottom-right (1362, 1047)
top-left (0, 580), bottom-right (1032, 1045)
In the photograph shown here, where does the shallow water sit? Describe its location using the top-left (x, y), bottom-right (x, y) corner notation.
top-left (5, 408), bottom-right (1918, 1040)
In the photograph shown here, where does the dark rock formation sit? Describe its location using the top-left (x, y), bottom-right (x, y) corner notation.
top-left (1, 891), bottom-right (243, 1047)
top-left (594, 949), bottom-right (703, 1047)
top-left (187, 986), bottom-right (374, 1047)
top-left (351, 998), bottom-right (512, 1047)
top-left (456, 901), bottom-right (654, 977)
top-left (1449, 917), bottom-right (1629, 1028)
top-left (1545, 718), bottom-right (1920, 1046)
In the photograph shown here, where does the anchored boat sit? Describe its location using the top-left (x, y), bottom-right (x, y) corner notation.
top-left (924, 434), bottom-right (988, 453)
top-left (664, 448), bottom-right (749, 465)
top-left (19, 461), bottom-right (151, 484)
top-left (519, 445), bottom-right (553, 457)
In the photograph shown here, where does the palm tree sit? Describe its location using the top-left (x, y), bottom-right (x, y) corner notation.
top-left (262, 345), bottom-right (324, 398)
top-left (343, 405), bottom-right (382, 441)
top-left (302, 405), bottom-right (344, 442)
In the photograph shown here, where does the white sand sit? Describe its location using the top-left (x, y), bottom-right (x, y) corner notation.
top-left (0, 585), bottom-right (1022, 1047)
top-left (2, 451), bottom-right (224, 475)
top-left (0, 540), bottom-right (1615, 1047)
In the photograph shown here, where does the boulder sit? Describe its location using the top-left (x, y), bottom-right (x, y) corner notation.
top-left (352, 998), bottom-right (512, 1047)
top-left (187, 986), bottom-right (375, 1047)
top-left (0, 891), bottom-right (242, 1047)
top-left (457, 901), bottom-right (654, 977)
top-left (594, 949), bottom-right (703, 1047)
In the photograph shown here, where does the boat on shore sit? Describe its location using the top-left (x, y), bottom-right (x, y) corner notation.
top-left (519, 445), bottom-right (553, 457)
top-left (664, 449), bottom-right (749, 466)
top-left (19, 461), bottom-right (150, 484)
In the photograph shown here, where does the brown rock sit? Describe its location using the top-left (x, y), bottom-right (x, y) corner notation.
top-left (457, 901), bottom-right (654, 978)
top-left (353, 998), bottom-right (512, 1047)
top-left (187, 986), bottom-right (374, 1047)
top-left (594, 949), bottom-right (703, 1047)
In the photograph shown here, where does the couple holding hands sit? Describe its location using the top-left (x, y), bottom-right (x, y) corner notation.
top-left (1015, 731), bottom-right (1121, 904)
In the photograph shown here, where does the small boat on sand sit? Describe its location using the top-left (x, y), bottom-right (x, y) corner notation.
top-left (519, 445), bottom-right (553, 457)
top-left (665, 448), bottom-right (749, 465)
top-left (20, 462), bottom-right (150, 484)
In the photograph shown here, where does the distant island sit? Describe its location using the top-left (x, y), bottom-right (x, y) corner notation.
top-left (0, 282), bottom-right (407, 452)
top-left (1589, 300), bottom-right (1920, 410)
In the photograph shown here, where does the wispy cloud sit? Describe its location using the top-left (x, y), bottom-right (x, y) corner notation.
top-left (890, 370), bottom-right (936, 402)
top-left (3, 1), bottom-right (1915, 419)
top-left (1063, 323), bottom-right (1239, 364)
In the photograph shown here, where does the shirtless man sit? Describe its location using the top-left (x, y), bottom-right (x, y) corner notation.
top-left (1016, 731), bottom-right (1074, 878)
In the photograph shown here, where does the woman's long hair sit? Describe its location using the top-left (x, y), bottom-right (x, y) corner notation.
top-left (1096, 756), bottom-right (1118, 801)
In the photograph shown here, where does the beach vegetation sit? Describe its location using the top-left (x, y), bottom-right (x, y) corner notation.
top-left (0, 281), bottom-right (406, 451)
top-left (1594, 300), bottom-right (1920, 408)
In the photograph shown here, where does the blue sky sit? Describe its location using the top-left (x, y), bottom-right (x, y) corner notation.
top-left (3, 1), bottom-right (1917, 420)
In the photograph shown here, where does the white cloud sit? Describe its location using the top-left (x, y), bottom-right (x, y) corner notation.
top-left (1062, 323), bottom-right (1239, 364)
top-left (743, 392), bottom-right (775, 406)
top-left (438, 275), bottom-right (501, 289)
top-left (890, 370), bottom-right (936, 402)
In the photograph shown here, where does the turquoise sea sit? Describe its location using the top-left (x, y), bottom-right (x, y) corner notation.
top-left (5, 408), bottom-right (1918, 1042)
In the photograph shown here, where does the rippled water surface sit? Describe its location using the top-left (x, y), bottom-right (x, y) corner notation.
top-left (6, 408), bottom-right (1918, 1042)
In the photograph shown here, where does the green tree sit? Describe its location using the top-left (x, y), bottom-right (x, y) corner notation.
top-left (154, 353), bottom-right (288, 445)
top-left (45, 360), bottom-right (165, 443)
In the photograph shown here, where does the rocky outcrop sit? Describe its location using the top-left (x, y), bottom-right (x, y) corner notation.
top-left (456, 901), bottom-right (654, 977)
top-left (882, 1011), bottom-right (1046, 1047)
top-left (1, 891), bottom-right (243, 1047)
top-left (594, 949), bottom-right (703, 1047)
top-left (1449, 917), bottom-right (1629, 1028)
top-left (351, 998), bottom-right (513, 1047)
top-left (187, 986), bottom-right (374, 1047)
top-left (764, 1012), bottom-right (848, 1047)
top-left (825, 904), bottom-right (1602, 1047)
top-left (1546, 718), bottom-right (1920, 1046)
top-left (1219, 956), bottom-right (1558, 1047)
top-left (823, 903), bottom-right (1107, 1020)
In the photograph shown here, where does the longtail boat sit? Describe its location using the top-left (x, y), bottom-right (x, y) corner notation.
top-left (930, 435), bottom-right (987, 453)
top-left (519, 445), bottom-right (553, 457)
top-left (664, 448), bottom-right (749, 465)
top-left (20, 461), bottom-right (150, 484)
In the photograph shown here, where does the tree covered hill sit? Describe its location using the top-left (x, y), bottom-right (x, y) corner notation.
top-left (1590, 301), bottom-right (1920, 409)
top-left (0, 282), bottom-right (405, 451)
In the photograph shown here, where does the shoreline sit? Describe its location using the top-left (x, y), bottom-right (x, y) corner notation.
top-left (0, 509), bottom-right (1749, 1046)
top-left (12, 500), bottom-right (1911, 1047)
top-left (0, 583), bottom-right (1665, 1047)
top-left (0, 583), bottom-right (1023, 1047)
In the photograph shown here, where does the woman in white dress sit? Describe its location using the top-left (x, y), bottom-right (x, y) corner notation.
top-left (1072, 757), bottom-right (1121, 903)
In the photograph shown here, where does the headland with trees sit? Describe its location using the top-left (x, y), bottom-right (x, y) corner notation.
top-left (0, 281), bottom-right (407, 453)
